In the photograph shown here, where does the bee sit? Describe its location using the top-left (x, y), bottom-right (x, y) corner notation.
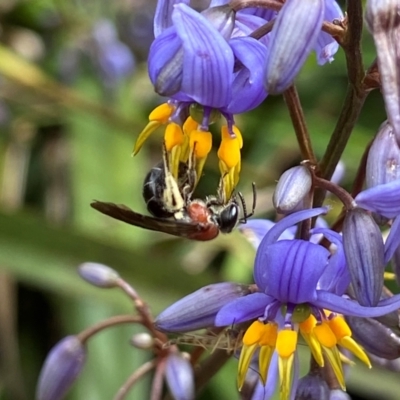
top-left (91, 145), bottom-right (255, 241)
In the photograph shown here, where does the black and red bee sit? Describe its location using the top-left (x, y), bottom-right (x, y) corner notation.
top-left (91, 147), bottom-right (255, 241)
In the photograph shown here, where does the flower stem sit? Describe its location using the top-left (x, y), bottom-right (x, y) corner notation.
top-left (283, 86), bottom-right (317, 164)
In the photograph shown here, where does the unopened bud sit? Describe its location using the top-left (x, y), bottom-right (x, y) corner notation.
top-left (295, 372), bottom-right (329, 400)
top-left (273, 166), bottom-right (312, 214)
top-left (365, 0), bottom-right (400, 145)
top-left (36, 336), bottom-right (86, 400)
top-left (343, 209), bottom-right (385, 306)
top-left (155, 283), bottom-right (252, 332)
top-left (265, 0), bottom-right (324, 93)
top-left (346, 316), bottom-right (400, 359)
top-left (165, 353), bottom-right (194, 400)
top-left (366, 121), bottom-right (400, 188)
top-left (78, 262), bottom-right (120, 288)
top-left (130, 332), bottom-right (155, 350)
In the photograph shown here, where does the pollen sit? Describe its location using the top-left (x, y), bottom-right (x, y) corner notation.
top-left (218, 125), bottom-right (243, 169)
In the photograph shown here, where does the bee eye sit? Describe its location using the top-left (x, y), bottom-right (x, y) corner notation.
top-left (218, 204), bottom-right (239, 233)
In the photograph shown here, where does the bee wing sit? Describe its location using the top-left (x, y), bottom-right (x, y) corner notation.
top-left (90, 201), bottom-right (208, 239)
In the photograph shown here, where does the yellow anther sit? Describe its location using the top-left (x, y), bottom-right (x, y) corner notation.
top-left (321, 345), bottom-right (346, 390)
top-left (164, 122), bottom-right (184, 152)
top-left (384, 271), bottom-right (396, 280)
top-left (278, 354), bottom-right (294, 400)
top-left (259, 345), bottom-right (274, 385)
top-left (242, 320), bottom-right (265, 346)
top-left (259, 322), bottom-right (278, 347)
top-left (299, 314), bottom-right (317, 334)
top-left (149, 102), bottom-right (175, 123)
top-left (189, 130), bottom-right (212, 159)
top-left (183, 116), bottom-right (199, 136)
top-left (218, 126), bottom-right (241, 169)
top-left (133, 121), bottom-right (161, 155)
top-left (327, 316), bottom-right (351, 340)
top-left (276, 329), bottom-right (297, 359)
top-left (313, 322), bottom-right (337, 348)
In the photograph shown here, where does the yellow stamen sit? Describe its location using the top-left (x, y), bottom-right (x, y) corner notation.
top-left (237, 344), bottom-right (257, 390)
top-left (133, 103), bottom-right (175, 155)
top-left (183, 116), bottom-right (199, 136)
top-left (259, 345), bottom-right (274, 385)
top-left (218, 125), bottom-right (242, 170)
top-left (339, 336), bottom-right (371, 368)
top-left (242, 320), bottom-right (265, 346)
top-left (276, 329), bottom-right (297, 358)
top-left (300, 316), bottom-right (324, 366)
top-left (149, 102), bottom-right (175, 123)
top-left (278, 354), bottom-right (294, 400)
top-left (320, 345), bottom-right (346, 390)
top-left (259, 322), bottom-right (278, 347)
top-left (313, 322), bottom-right (337, 348)
top-left (189, 130), bottom-right (212, 159)
top-left (164, 122), bottom-right (184, 152)
top-left (327, 316), bottom-right (351, 339)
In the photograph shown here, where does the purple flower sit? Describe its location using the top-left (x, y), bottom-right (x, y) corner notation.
top-left (134, 1), bottom-right (269, 199)
top-left (36, 336), bottom-right (86, 400)
top-left (165, 352), bottom-right (194, 400)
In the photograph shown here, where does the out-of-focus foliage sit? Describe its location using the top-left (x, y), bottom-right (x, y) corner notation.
top-left (0, 1), bottom-right (399, 399)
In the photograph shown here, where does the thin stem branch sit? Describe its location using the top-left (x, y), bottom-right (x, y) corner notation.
top-left (283, 86), bottom-right (317, 164)
top-left (315, 0), bottom-right (367, 207)
top-left (113, 360), bottom-right (157, 400)
top-left (77, 315), bottom-right (142, 343)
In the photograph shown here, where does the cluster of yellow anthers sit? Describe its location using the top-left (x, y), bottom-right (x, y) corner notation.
top-left (238, 314), bottom-right (370, 400)
top-left (133, 102), bottom-right (243, 200)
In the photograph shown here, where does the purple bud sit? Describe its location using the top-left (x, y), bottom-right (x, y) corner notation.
top-left (36, 336), bottom-right (86, 400)
top-left (365, 0), bottom-right (400, 146)
top-left (78, 262), bottom-right (120, 288)
top-left (391, 244), bottom-right (400, 286)
top-left (369, 353), bottom-right (400, 371)
top-left (295, 373), bottom-right (329, 400)
top-left (155, 283), bottom-right (252, 332)
top-left (165, 353), bottom-right (194, 400)
top-left (265, 0), bottom-right (325, 93)
top-left (346, 316), bottom-right (400, 359)
top-left (342, 209), bottom-right (385, 306)
top-left (366, 121), bottom-right (400, 188)
top-left (273, 166), bottom-right (312, 214)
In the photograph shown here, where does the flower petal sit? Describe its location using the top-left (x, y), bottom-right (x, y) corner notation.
top-left (215, 292), bottom-right (272, 326)
top-left (260, 240), bottom-right (329, 303)
top-left (385, 215), bottom-right (400, 263)
top-left (355, 179), bottom-right (400, 218)
top-left (172, 3), bottom-right (234, 108)
top-left (154, 0), bottom-right (190, 37)
top-left (226, 37), bottom-right (268, 113)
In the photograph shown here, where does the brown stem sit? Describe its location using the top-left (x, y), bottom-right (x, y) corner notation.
top-left (283, 86), bottom-right (317, 164)
top-left (351, 138), bottom-right (373, 198)
top-left (77, 315), bottom-right (142, 343)
top-left (113, 360), bottom-right (157, 400)
top-left (313, 176), bottom-right (355, 209)
top-left (315, 1), bottom-right (367, 208)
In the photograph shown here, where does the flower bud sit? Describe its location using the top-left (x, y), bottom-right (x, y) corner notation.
top-left (265, 0), bottom-right (324, 93)
top-left (343, 209), bottom-right (385, 306)
top-left (155, 283), bottom-right (252, 332)
top-left (346, 316), bottom-right (400, 359)
top-left (295, 372), bottom-right (329, 400)
top-left (130, 333), bottom-right (155, 350)
top-left (165, 353), bottom-right (194, 400)
top-left (365, 0), bottom-right (400, 145)
top-left (36, 336), bottom-right (86, 400)
top-left (392, 244), bottom-right (400, 286)
top-left (368, 353), bottom-right (400, 371)
top-left (366, 121), bottom-right (400, 188)
top-left (273, 166), bottom-right (312, 214)
top-left (78, 262), bottom-right (120, 288)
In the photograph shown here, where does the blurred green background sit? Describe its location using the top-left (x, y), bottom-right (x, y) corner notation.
top-left (0, 0), bottom-right (399, 399)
